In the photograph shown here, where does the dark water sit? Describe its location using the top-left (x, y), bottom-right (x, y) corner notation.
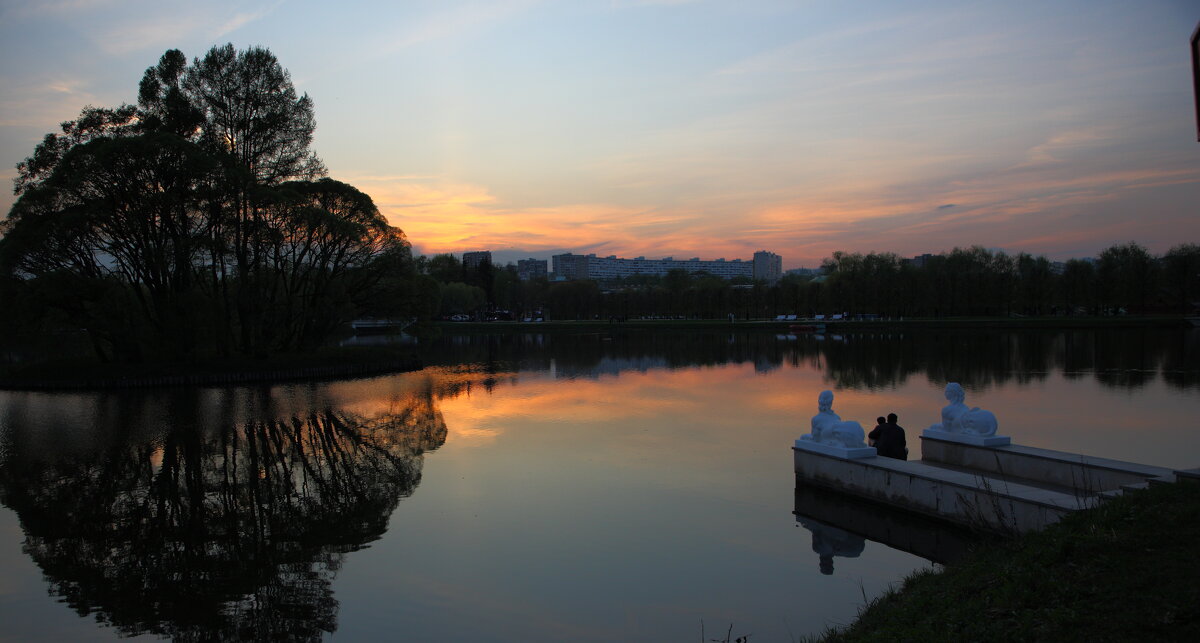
top-left (1, 328), bottom-right (1197, 641)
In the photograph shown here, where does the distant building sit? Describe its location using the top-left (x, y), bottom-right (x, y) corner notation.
top-left (462, 251), bottom-right (492, 269)
top-left (911, 253), bottom-right (935, 268)
top-left (551, 253), bottom-right (590, 280)
top-left (551, 252), bottom-right (783, 282)
top-left (517, 258), bottom-right (548, 281)
top-left (753, 250), bottom-right (782, 283)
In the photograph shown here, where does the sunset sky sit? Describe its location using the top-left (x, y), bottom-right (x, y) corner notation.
top-left (1, 0), bottom-right (1197, 269)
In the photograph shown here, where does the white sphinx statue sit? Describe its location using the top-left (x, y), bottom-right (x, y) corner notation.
top-left (928, 382), bottom-right (997, 436)
top-left (923, 382), bottom-right (1009, 446)
top-left (800, 390), bottom-right (868, 449)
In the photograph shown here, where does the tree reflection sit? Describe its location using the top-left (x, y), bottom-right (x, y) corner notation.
top-left (419, 328), bottom-right (1200, 391)
top-left (0, 391), bottom-right (446, 641)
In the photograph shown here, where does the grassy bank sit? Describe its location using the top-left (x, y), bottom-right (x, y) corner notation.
top-left (816, 479), bottom-right (1199, 641)
top-left (0, 344), bottom-right (421, 390)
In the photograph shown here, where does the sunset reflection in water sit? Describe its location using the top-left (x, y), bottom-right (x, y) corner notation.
top-left (1, 328), bottom-right (1197, 641)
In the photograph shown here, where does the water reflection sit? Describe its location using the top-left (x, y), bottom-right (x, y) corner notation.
top-left (0, 388), bottom-right (447, 641)
top-left (792, 483), bottom-right (980, 572)
top-left (0, 328), bottom-right (1195, 641)
top-left (795, 516), bottom-right (865, 576)
top-left (419, 328), bottom-right (1200, 391)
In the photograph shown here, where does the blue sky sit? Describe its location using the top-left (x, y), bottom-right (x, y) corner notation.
top-left (1, 0), bottom-right (1197, 268)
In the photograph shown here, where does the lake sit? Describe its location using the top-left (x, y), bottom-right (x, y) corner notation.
top-left (1, 327), bottom-right (1197, 641)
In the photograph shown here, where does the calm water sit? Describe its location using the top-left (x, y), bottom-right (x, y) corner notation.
top-left (1, 328), bottom-right (1198, 641)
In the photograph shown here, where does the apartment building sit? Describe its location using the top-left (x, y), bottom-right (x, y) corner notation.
top-left (462, 251), bottom-right (492, 269)
top-left (552, 251), bottom-right (783, 282)
top-left (517, 258), bottom-right (548, 281)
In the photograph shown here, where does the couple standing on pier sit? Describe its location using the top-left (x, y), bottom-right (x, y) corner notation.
top-left (869, 414), bottom-right (908, 460)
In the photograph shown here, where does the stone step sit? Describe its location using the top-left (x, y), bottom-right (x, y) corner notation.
top-left (919, 460), bottom-right (1082, 495)
top-left (1119, 481), bottom-right (1150, 493)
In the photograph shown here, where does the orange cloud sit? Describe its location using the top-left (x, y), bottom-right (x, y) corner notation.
top-left (337, 134), bottom-right (1199, 267)
top-left (345, 173), bottom-right (756, 258)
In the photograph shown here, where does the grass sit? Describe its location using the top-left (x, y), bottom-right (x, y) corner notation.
top-left (814, 480), bottom-right (1200, 642)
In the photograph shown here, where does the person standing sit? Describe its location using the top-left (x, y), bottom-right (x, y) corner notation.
top-left (868, 413), bottom-right (907, 460)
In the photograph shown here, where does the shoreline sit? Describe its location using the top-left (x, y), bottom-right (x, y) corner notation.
top-left (0, 346), bottom-right (422, 391)
top-left (1, 316), bottom-right (1190, 390)
top-left (434, 314), bottom-right (1191, 332)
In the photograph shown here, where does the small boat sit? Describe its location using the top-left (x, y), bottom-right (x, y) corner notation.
top-left (790, 323), bottom-right (826, 333)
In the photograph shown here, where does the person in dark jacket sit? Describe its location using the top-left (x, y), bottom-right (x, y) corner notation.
top-left (870, 416), bottom-right (886, 441)
top-left (868, 412), bottom-right (907, 460)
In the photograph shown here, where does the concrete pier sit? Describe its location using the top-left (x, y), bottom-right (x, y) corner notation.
top-left (793, 445), bottom-right (1094, 533)
top-left (794, 436), bottom-right (1195, 534)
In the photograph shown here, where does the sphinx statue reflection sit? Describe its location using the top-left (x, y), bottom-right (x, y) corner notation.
top-left (794, 484), bottom-right (976, 567)
top-left (795, 516), bottom-right (865, 575)
top-left (0, 390), bottom-right (447, 642)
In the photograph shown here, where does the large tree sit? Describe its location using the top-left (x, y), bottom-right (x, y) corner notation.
top-left (2, 45), bottom-right (411, 362)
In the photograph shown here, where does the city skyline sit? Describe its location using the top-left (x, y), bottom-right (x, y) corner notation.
top-left (423, 247), bottom-right (1097, 273)
top-left (2, 1), bottom-right (1198, 269)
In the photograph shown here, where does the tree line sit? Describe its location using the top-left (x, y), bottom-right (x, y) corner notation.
top-left (1, 45), bottom-right (429, 363)
top-left (417, 242), bottom-right (1199, 322)
top-left (798, 242), bottom-right (1199, 319)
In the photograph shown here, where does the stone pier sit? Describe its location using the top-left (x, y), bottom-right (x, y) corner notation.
top-left (793, 437), bottom-right (1198, 534)
top-left (793, 384), bottom-right (1198, 534)
top-left (793, 441), bottom-right (1096, 533)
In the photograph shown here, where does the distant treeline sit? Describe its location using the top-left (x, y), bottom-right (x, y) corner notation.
top-left (420, 242), bottom-right (1199, 321)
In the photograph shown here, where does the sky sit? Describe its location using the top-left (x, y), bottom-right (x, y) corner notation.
top-left (1, 0), bottom-right (1197, 269)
